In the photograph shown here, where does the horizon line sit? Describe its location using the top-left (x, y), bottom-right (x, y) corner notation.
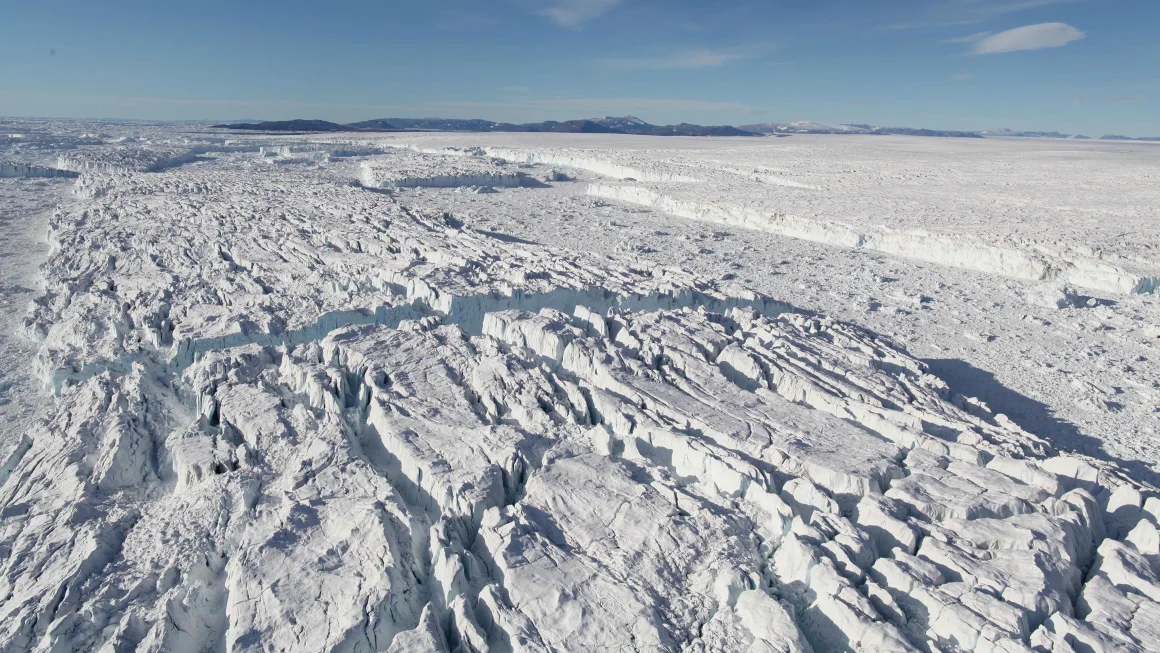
top-left (2, 114), bottom-right (1159, 140)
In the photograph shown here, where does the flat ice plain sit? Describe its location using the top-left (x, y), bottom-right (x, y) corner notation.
top-left (1, 119), bottom-right (1159, 653)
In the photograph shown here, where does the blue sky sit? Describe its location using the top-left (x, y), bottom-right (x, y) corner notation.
top-left (1, 0), bottom-right (1157, 135)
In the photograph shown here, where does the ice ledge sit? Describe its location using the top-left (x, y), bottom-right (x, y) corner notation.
top-left (383, 143), bottom-right (703, 183)
top-left (588, 183), bottom-right (1159, 296)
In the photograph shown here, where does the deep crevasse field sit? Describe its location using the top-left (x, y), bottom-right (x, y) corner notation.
top-left (1, 118), bottom-right (1159, 653)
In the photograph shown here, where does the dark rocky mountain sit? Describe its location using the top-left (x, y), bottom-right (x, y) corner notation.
top-left (588, 115), bottom-right (650, 131)
top-left (348, 118), bottom-right (493, 131)
top-left (211, 119), bottom-right (352, 132)
top-left (491, 120), bottom-right (620, 133)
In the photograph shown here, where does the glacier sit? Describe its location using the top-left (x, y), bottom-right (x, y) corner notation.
top-left (0, 118), bottom-right (1158, 653)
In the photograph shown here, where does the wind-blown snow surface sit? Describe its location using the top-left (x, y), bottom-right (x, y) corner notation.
top-left (1, 119), bottom-right (1159, 653)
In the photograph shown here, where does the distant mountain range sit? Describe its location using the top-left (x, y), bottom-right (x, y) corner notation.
top-left (978, 128), bottom-right (1089, 139)
top-left (740, 122), bottom-right (983, 138)
top-left (213, 116), bottom-right (757, 137)
top-left (211, 117), bottom-right (1160, 141)
top-left (740, 122), bottom-right (1160, 141)
top-left (216, 119), bottom-right (352, 132)
top-left (1099, 134), bottom-right (1160, 141)
top-left (959, 128), bottom-right (1158, 141)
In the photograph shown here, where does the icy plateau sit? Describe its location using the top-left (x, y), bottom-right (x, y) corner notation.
top-left (0, 119), bottom-right (1159, 653)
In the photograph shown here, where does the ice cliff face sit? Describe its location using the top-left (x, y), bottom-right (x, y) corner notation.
top-left (56, 146), bottom-right (200, 174)
top-left (0, 162), bottom-right (79, 179)
top-left (1, 138), bottom-right (1158, 653)
top-left (360, 150), bottom-right (524, 189)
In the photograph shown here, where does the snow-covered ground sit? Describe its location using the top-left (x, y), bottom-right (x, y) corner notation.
top-left (1, 118), bottom-right (1158, 652)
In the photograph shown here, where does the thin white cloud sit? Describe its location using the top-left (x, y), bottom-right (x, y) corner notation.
top-left (536, 0), bottom-right (620, 27)
top-left (943, 31), bottom-right (990, 43)
top-left (970, 22), bottom-right (1085, 54)
top-left (888, 0), bottom-right (1080, 29)
top-left (600, 48), bottom-right (748, 70)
